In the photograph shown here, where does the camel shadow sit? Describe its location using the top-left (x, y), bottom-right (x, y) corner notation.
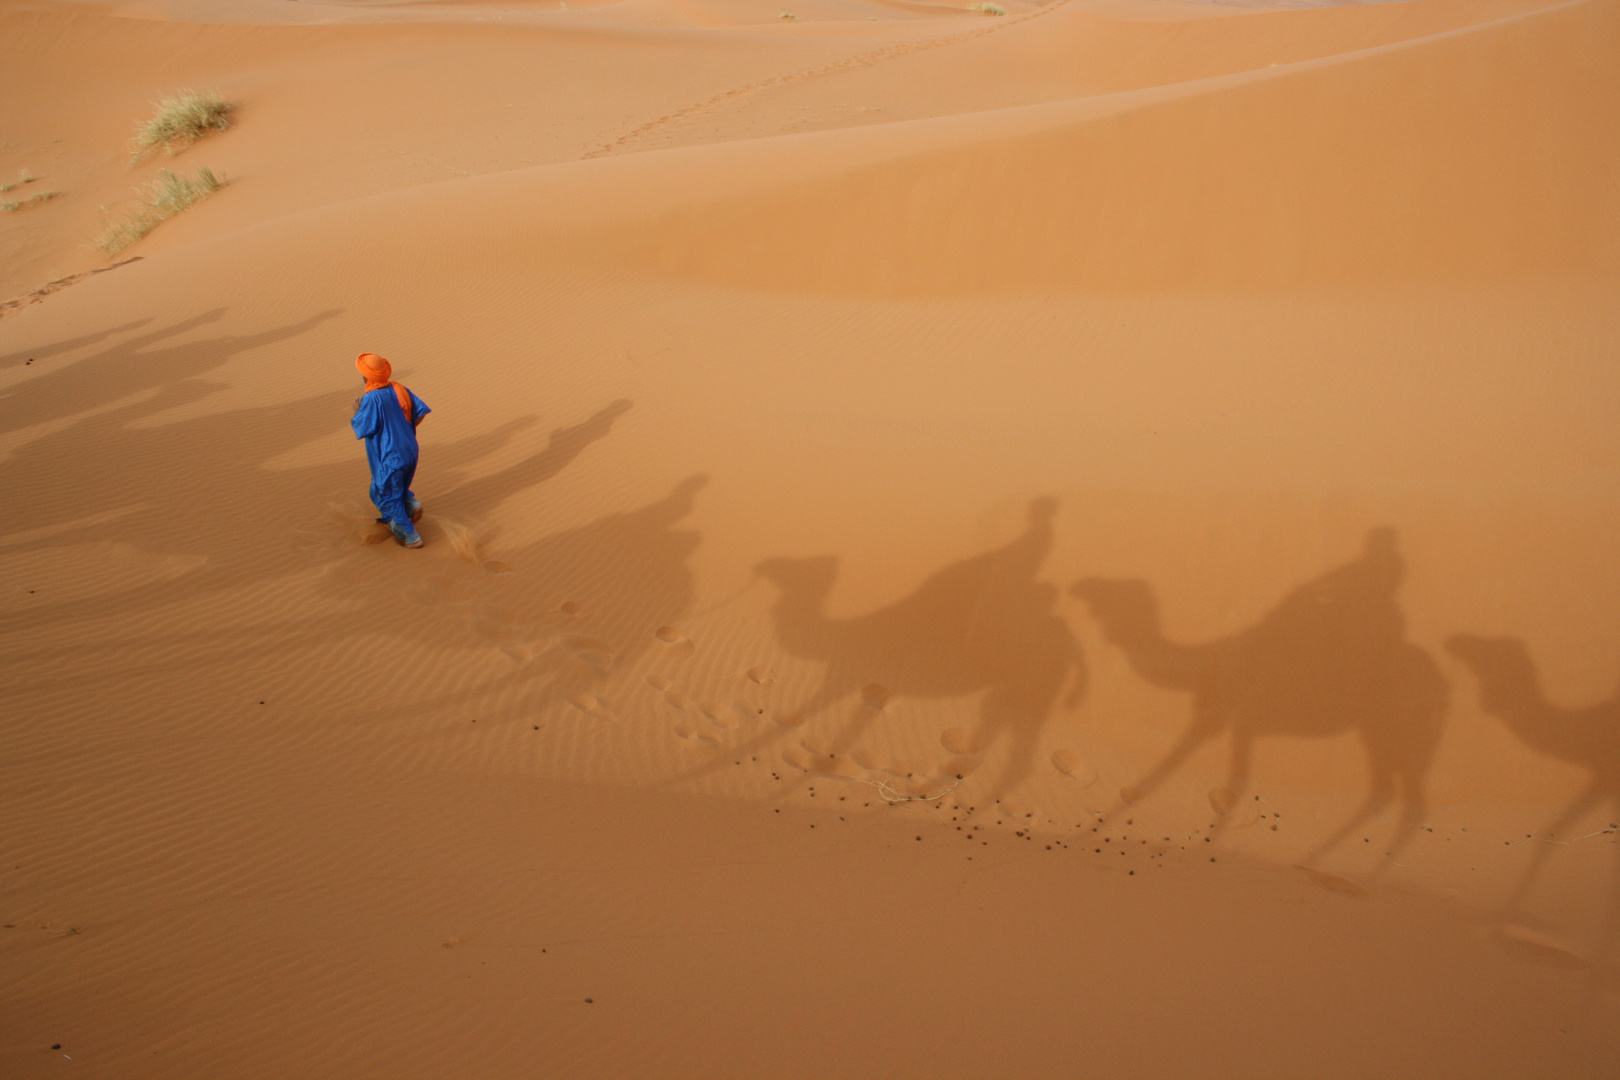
top-left (1446, 634), bottom-right (1620, 965)
top-left (707, 498), bottom-right (1085, 801)
top-left (1072, 527), bottom-right (1447, 871)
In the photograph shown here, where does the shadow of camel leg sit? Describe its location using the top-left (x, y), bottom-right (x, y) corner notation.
top-left (971, 691), bottom-right (1036, 804)
top-left (1106, 715), bottom-right (1220, 822)
top-left (1300, 781), bottom-right (1396, 868)
top-left (1372, 769), bottom-right (1428, 877)
top-left (1508, 779), bottom-right (1603, 913)
top-left (1205, 731), bottom-right (1254, 843)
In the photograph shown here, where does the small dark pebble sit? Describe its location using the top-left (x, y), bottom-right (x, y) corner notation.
top-left (584, 998), bottom-right (593, 1004)
top-left (915, 836), bottom-right (922, 841)
top-left (52, 1044), bottom-right (61, 1050)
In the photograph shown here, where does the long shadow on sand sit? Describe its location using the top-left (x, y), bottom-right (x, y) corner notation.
top-left (690, 497), bottom-right (1085, 802)
top-left (1071, 528), bottom-right (1448, 871)
top-left (0, 316), bottom-right (627, 648)
top-left (1447, 633), bottom-right (1620, 968)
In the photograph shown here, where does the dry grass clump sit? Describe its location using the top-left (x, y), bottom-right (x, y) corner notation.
top-left (968, 2), bottom-right (1006, 13)
top-left (95, 166), bottom-right (224, 255)
top-left (0, 170), bottom-right (61, 212)
top-left (131, 90), bottom-right (233, 161)
top-left (0, 168), bottom-right (36, 193)
top-left (2, 190), bottom-right (63, 213)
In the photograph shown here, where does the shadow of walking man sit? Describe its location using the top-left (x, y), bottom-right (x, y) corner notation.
top-left (1072, 527), bottom-right (1447, 870)
top-left (733, 497), bottom-right (1085, 801)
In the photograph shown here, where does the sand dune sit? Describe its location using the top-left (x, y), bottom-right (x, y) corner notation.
top-left (3, 0), bottom-right (1618, 1074)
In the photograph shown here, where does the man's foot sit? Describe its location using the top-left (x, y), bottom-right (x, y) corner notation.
top-left (391, 522), bottom-right (424, 548)
top-left (405, 494), bottom-right (424, 523)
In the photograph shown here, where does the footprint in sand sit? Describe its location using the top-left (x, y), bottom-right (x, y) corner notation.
top-left (940, 727), bottom-right (980, 756)
top-left (1208, 787), bottom-right (1262, 828)
top-left (799, 736), bottom-right (838, 759)
top-left (654, 626), bottom-right (695, 659)
top-left (568, 693), bottom-right (613, 720)
top-left (1295, 865), bottom-right (1369, 900)
top-left (1494, 924), bottom-right (1587, 969)
top-left (407, 575), bottom-right (473, 609)
top-left (563, 636), bottom-right (615, 671)
top-left (647, 675), bottom-right (672, 691)
top-left (746, 666), bottom-right (775, 685)
top-left (860, 683), bottom-right (892, 710)
top-left (700, 702), bottom-right (737, 728)
top-left (1051, 749), bottom-right (1097, 786)
top-left (674, 722), bottom-right (720, 744)
top-left (773, 709), bottom-right (806, 728)
top-left (664, 689), bottom-right (692, 711)
top-left (561, 600), bottom-right (584, 615)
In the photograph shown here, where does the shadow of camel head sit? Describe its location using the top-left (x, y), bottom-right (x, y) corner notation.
top-left (1446, 634), bottom-right (1536, 714)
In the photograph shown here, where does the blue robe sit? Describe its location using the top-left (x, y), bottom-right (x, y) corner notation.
top-left (352, 386), bottom-right (431, 529)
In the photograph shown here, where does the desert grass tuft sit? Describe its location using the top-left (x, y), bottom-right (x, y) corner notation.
top-left (968, 2), bottom-right (1006, 13)
top-left (1, 190), bottom-right (63, 213)
top-left (131, 90), bottom-right (233, 161)
top-left (0, 169), bottom-right (37, 193)
top-left (95, 166), bottom-right (224, 255)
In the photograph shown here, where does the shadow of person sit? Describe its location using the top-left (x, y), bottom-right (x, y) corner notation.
top-left (0, 314), bottom-right (605, 641)
top-left (710, 497), bottom-right (1085, 801)
top-left (432, 399), bottom-right (633, 523)
top-left (1072, 527), bottom-right (1447, 871)
top-left (1446, 633), bottom-right (1620, 963)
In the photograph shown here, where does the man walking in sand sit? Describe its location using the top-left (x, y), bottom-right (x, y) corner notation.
top-left (352, 352), bottom-right (431, 548)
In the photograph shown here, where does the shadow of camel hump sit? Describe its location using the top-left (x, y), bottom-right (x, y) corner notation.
top-left (1445, 634), bottom-right (1620, 927)
top-left (735, 497), bottom-right (1086, 800)
top-left (1072, 527), bottom-right (1447, 870)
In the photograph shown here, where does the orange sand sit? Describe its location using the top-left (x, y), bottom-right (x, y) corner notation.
top-left (2, 0), bottom-right (1618, 1074)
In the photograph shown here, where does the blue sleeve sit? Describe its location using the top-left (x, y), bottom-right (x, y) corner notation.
top-left (409, 390), bottom-right (431, 422)
top-left (351, 392), bottom-right (381, 439)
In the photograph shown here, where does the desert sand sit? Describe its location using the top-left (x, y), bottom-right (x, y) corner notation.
top-left (2, 0), bottom-right (1618, 1073)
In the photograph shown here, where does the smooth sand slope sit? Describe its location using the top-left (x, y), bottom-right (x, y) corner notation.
top-left (3, 0), bottom-right (1619, 1075)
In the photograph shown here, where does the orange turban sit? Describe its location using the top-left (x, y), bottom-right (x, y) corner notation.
top-left (357, 352), bottom-right (392, 390)
top-left (355, 352), bottom-right (414, 422)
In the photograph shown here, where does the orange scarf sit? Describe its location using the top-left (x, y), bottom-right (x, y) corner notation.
top-left (356, 352), bottom-right (413, 423)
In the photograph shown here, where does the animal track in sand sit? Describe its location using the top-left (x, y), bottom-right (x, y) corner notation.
top-left (568, 693), bottom-right (614, 720)
top-left (579, 0), bottom-right (1065, 159)
top-left (940, 727), bottom-right (980, 756)
top-left (654, 626), bottom-right (695, 659)
top-left (1208, 787), bottom-right (1262, 828)
top-left (1295, 866), bottom-right (1369, 900)
top-left (674, 722), bottom-right (720, 743)
top-left (1494, 924), bottom-right (1587, 969)
top-left (860, 683), bottom-right (892, 710)
top-left (700, 702), bottom-right (737, 728)
top-left (560, 600), bottom-right (584, 615)
top-left (746, 666), bottom-right (775, 685)
top-left (563, 636), bottom-right (615, 671)
top-left (1050, 749), bottom-right (1097, 786)
top-left (773, 709), bottom-right (806, 728)
top-left (664, 689), bottom-right (692, 710)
